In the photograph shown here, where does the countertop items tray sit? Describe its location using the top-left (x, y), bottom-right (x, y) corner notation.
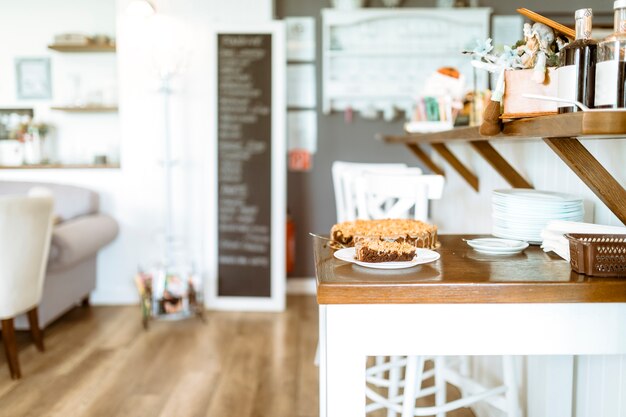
top-left (565, 234), bottom-right (626, 277)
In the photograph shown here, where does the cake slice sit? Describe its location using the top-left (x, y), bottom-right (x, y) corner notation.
top-left (355, 238), bottom-right (416, 263)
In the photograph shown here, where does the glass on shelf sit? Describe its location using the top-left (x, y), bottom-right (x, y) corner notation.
top-left (596, 0), bottom-right (626, 108)
top-left (557, 9), bottom-right (597, 113)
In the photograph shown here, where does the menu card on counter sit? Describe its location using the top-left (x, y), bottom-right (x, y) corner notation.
top-left (210, 23), bottom-right (286, 311)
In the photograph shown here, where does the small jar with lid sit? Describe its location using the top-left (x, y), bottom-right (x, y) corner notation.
top-left (595, 0), bottom-right (626, 108)
top-left (557, 8), bottom-right (597, 113)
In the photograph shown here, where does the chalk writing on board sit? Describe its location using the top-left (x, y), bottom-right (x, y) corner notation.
top-left (217, 33), bottom-right (272, 297)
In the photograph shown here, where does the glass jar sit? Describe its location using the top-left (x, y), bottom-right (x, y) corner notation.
top-left (595, 0), bottom-right (626, 108)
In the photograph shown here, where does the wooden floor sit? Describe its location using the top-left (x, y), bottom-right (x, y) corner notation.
top-left (0, 296), bottom-right (473, 417)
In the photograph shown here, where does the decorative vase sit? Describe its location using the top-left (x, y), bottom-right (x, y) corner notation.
top-left (0, 140), bottom-right (24, 166)
top-left (23, 131), bottom-right (43, 165)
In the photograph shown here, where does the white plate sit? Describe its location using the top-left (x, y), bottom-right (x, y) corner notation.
top-left (493, 189), bottom-right (583, 203)
top-left (492, 227), bottom-right (541, 240)
top-left (334, 247), bottom-right (440, 270)
top-left (466, 238), bottom-right (529, 254)
top-left (492, 196), bottom-right (583, 206)
top-left (492, 199), bottom-right (583, 209)
top-left (492, 204), bottom-right (584, 214)
top-left (472, 248), bottom-right (527, 255)
top-left (492, 230), bottom-right (541, 245)
top-left (492, 210), bottom-right (584, 219)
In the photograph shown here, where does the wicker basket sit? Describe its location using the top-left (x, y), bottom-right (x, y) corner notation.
top-left (565, 234), bottom-right (626, 277)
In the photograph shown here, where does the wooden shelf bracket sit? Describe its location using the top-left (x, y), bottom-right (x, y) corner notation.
top-left (431, 143), bottom-right (479, 191)
top-left (382, 112), bottom-right (626, 219)
top-left (469, 140), bottom-right (533, 189)
top-left (405, 144), bottom-right (445, 176)
top-left (544, 137), bottom-right (626, 225)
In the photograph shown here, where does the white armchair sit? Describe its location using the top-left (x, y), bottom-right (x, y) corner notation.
top-left (0, 195), bottom-right (54, 379)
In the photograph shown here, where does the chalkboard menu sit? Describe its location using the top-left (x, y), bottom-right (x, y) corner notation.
top-left (217, 33), bottom-right (273, 297)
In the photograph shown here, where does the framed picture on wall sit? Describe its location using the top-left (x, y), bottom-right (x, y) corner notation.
top-left (15, 57), bottom-right (52, 100)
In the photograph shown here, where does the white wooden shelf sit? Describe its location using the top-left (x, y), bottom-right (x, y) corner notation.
top-left (326, 50), bottom-right (452, 58)
top-left (48, 44), bottom-right (116, 53)
top-left (0, 163), bottom-right (120, 170)
top-left (51, 106), bottom-right (118, 113)
top-left (321, 7), bottom-right (491, 116)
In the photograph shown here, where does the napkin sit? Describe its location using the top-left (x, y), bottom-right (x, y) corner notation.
top-left (540, 220), bottom-right (626, 261)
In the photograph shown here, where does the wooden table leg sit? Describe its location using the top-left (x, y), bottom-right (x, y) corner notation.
top-left (1, 318), bottom-right (21, 379)
top-left (81, 296), bottom-right (90, 307)
top-left (319, 306), bottom-right (327, 417)
top-left (544, 137), bottom-right (626, 225)
top-left (325, 306), bottom-right (366, 417)
top-left (469, 140), bottom-right (533, 188)
top-left (27, 307), bottom-right (45, 352)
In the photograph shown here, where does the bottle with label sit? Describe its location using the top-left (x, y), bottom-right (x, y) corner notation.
top-left (596, 0), bottom-right (626, 108)
top-left (558, 8), bottom-right (597, 113)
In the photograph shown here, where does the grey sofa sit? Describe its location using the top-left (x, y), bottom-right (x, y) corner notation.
top-left (0, 181), bottom-right (118, 329)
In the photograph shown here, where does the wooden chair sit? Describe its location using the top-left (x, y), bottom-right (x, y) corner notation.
top-left (0, 195), bottom-right (54, 379)
top-left (331, 161), bottom-right (421, 223)
top-left (354, 172), bottom-right (444, 222)
top-left (399, 355), bottom-right (519, 417)
top-left (315, 163), bottom-right (424, 367)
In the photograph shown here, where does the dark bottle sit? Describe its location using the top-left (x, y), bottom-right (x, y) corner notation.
top-left (558, 8), bottom-right (597, 113)
top-left (596, 0), bottom-right (626, 108)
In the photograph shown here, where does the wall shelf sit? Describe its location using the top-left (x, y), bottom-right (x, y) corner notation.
top-left (0, 163), bottom-right (120, 170)
top-left (51, 106), bottom-right (118, 112)
top-left (380, 111), bottom-right (626, 225)
top-left (47, 44), bottom-right (116, 53)
top-left (47, 41), bottom-right (119, 164)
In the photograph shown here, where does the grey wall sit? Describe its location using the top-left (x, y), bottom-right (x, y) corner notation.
top-left (276, 0), bottom-right (612, 278)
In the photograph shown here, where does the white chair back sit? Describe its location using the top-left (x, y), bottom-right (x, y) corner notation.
top-left (0, 195), bottom-right (54, 319)
top-left (355, 173), bottom-right (445, 221)
top-left (332, 161), bottom-right (422, 222)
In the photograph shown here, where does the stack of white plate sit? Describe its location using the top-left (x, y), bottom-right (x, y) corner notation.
top-left (492, 189), bottom-right (584, 244)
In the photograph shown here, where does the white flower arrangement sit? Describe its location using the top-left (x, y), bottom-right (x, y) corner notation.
top-left (464, 23), bottom-right (568, 102)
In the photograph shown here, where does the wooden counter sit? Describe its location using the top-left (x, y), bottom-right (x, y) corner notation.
top-left (316, 234), bottom-right (626, 416)
top-left (315, 235), bottom-right (626, 305)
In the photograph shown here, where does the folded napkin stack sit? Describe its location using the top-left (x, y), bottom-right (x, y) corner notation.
top-left (540, 220), bottom-right (626, 261)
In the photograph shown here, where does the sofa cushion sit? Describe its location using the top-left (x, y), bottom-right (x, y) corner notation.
top-left (48, 214), bottom-right (119, 272)
top-left (0, 181), bottom-right (98, 222)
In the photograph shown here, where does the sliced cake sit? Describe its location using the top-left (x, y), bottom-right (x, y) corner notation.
top-left (355, 238), bottom-right (416, 263)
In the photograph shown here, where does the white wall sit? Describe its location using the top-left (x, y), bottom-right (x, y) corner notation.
top-left (0, 0), bottom-right (119, 164)
top-left (0, 0), bottom-right (273, 304)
